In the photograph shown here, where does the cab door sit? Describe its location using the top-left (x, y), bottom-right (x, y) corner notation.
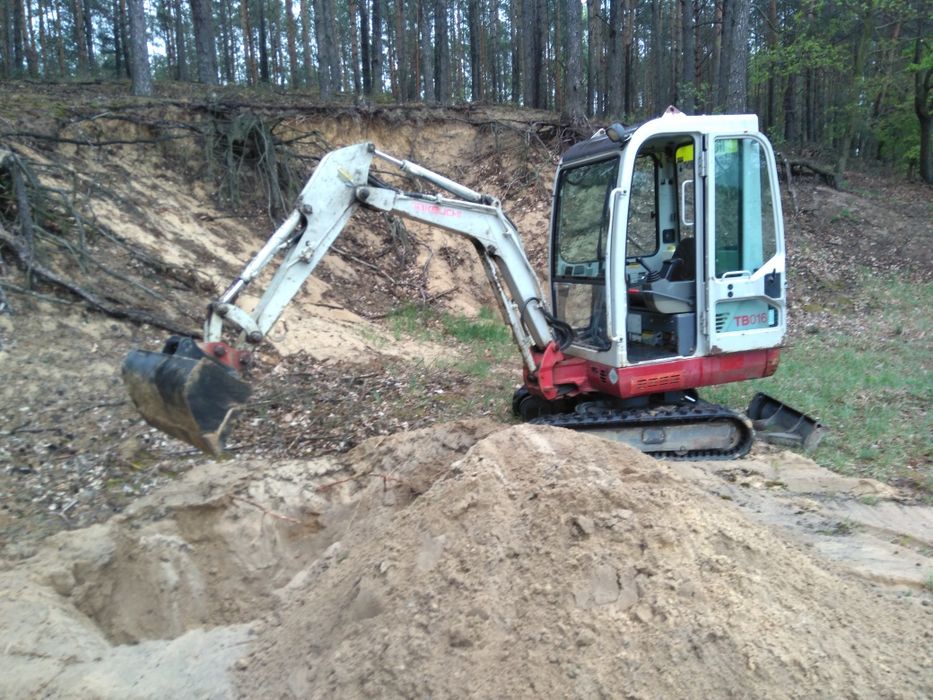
top-left (704, 135), bottom-right (786, 353)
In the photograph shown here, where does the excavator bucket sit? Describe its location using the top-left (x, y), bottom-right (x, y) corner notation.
top-left (746, 392), bottom-right (825, 451)
top-left (122, 337), bottom-right (252, 456)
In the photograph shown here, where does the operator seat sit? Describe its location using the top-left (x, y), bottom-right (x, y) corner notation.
top-left (642, 237), bottom-right (697, 314)
top-left (665, 236), bottom-right (696, 281)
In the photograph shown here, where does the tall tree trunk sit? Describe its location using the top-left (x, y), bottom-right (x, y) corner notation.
top-left (623, 0), bottom-right (634, 116)
top-left (371, 0), bottom-right (384, 96)
top-left (360, 0), bottom-right (371, 93)
top-left (783, 73), bottom-right (797, 144)
top-left (189, 0), bottom-right (217, 84)
top-left (127, 0), bottom-right (152, 95)
top-left (651, 0), bottom-right (663, 113)
top-left (679, 0), bottom-right (695, 113)
top-left (113, 0), bottom-right (124, 78)
top-left (835, 0), bottom-right (876, 180)
top-left (520, 0), bottom-right (535, 106)
top-left (608, 0), bottom-right (623, 118)
top-left (552, 0), bottom-right (562, 110)
top-left (83, 0), bottom-right (96, 71)
top-left (765, 0), bottom-right (777, 130)
top-left (1, 0), bottom-right (11, 77)
top-left (326, 0), bottom-right (342, 92)
top-left (386, 3), bottom-right (397, 95)
top-left (490, 0), bottom-right (501, 100)
top-left (159, 0), bottom-right (176, 76)
top-left (24, 0), bottom-right (39, 76)
top-left (913, 26), bottom-right (932, 183)
top-left (433, 0), bottom-right (449, 102)
top-left (313, 0), bottom-right (329, 95)
top-left (71, 0), bottom-right (89, 74)
top-left (586, 0), bottom-right (600, 116)
top-left (665, 2), bottom-right (676, 108)
top-left (419, 0), bottom-right (434, 102)
top-left (348, 0), bottom-right (361, 93)
top-left (69, 0), bottom-right (88, 76)
top-left (711, 0), bottom-right (723, 110)
top-left (54, 0), bottom-right (66, 76)
top-left (467, 0), bottom-right (481, 101)
top-left (521, 0), bottom-right (545, 108)
top-left (119, 0), bottom-right (132, 76)
top-left (451, 0), bottom-right (462, 98)
top-left (272, 0), bottom-right (284, 84)
top-left (510, 0), bottom-right (520, 103)
top-left (394, 0), bottom-right (408, 99)
top-left (299, 0), bottom-right (311, 85)
top-left (241, 0), bottom-right (257, 84)
top-left (716, 0), bottom-right (732, 109)
top-left (258, 0), bottom-right (269, 82)
top-left (285, 0), bottom-right (298, 87)
top-left (562, 0), bottom-right (584, 121)
top-left (535, 0), bottom-right (547, 108)
top-left (718, 0), bottom-right (749, 112)
top-left (38, 0), bottom-right (49, 78)
top-left (172, 0), bottom-right (187, 80)
top-left (219, 0), bottom-right (234, 82)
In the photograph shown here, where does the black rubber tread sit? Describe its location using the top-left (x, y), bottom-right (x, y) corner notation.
top-left (529, 399), bottom-right (754, 461)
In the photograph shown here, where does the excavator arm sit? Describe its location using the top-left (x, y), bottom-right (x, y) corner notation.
top-left (122, 143), bottom-right (565, 454)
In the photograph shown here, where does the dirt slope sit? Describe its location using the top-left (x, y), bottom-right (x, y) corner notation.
top-left (1, 422), bottom-right (929, 699)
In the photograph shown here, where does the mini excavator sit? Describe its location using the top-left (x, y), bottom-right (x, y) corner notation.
top-left (123, 109), bottom-right (822, 460)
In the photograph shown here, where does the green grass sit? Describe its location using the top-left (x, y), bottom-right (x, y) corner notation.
top-left (387, 303), bottom-right (433, 341)
top-left (706, 273), bottom-right (932, 494)
top-left (385, 302), bottom-right (518, 417)
top-left (441, 307), bottom-right (513, 347)
top-left (388, 304), bottom-right (514, 366)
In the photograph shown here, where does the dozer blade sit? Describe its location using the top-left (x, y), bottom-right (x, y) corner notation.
top-left (746, 392), bottom-right (825, 451)
top-left (122, 337), bottom-right (251, 456)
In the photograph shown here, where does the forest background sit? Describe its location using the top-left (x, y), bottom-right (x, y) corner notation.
top-left (1, 0), bottom-right (931, 182)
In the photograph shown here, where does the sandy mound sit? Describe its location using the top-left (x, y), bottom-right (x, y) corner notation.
top-left (237, 426), bottom-right (931, 699)
top-left (1, 422), bottom-right (930, 699)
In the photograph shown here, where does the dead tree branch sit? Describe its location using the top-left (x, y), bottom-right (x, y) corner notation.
top-left (0, 224), bottom-right (197, 336)
top-left (1, 131), bottom-right (193, 148)
top-left (788, 158), bottom-right (839, 189)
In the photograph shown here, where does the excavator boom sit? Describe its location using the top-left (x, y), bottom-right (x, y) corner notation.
top-left (123, 143), bottom-right (561, 454)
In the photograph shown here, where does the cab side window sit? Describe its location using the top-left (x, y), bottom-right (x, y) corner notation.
top-left (626, 156), bottom-right (658, 257)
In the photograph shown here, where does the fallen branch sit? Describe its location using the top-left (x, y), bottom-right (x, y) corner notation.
top-left (1, 131), bottom-right (193, 148)
top-left (0, 255), bottom-right (11, 314)
top-left (0, 279), bottom-right (74, 306)
top-left (233, 496), bottom-right (320, 526)
top-left (0, 224), bottom-right (197, 336)
top-left (788, 158), bottom-right (838, 189)
top-left (331, 244), bottom-right (396, 283)
top-left (4, 151), bottom-right (38, 287)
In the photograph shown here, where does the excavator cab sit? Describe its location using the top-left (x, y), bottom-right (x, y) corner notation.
top-left (550, 114), bottom-right (787, 375)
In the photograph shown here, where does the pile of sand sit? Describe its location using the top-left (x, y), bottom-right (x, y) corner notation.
top-left (1, 421), bottom-right (930, 698)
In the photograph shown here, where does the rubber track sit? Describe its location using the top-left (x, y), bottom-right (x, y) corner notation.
top-left (530, 399), bottom-right (754, 461)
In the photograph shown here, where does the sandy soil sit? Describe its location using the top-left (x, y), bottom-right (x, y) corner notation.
top-left (1, 422), bottom-right (929, 699)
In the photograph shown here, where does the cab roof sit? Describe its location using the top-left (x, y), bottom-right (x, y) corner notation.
top-left (559, 112), bottom-right (761, 166)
